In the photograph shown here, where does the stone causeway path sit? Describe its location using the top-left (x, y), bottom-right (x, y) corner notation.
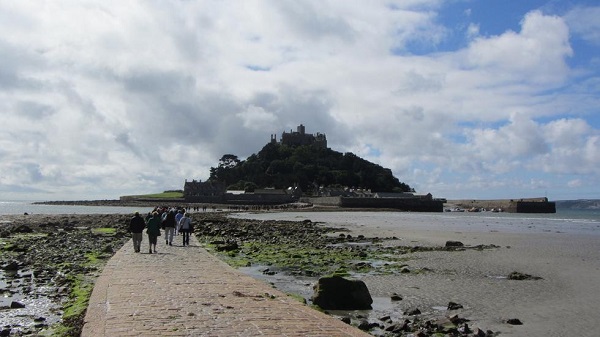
top-left (82, 234), bottom-right (371, 336)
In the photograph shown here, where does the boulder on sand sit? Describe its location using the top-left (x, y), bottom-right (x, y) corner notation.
top-left (311, 275), bottom-right (373, 310)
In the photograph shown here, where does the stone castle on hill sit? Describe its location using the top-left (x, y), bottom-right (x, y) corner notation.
top-left (271, 124), bottom-right (327, 149)
top-left (172, 123), bottom-right (556, 213)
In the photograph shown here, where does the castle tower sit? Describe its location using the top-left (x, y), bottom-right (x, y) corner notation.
top-left (297, 124), bottom-right (305, 135)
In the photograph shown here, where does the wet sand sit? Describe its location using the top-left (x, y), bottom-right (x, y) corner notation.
top-left (235, 211), bottom-right (600, 336)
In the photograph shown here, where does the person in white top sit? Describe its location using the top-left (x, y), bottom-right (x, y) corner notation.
top-left (174, 209), bottom-right (184, 236)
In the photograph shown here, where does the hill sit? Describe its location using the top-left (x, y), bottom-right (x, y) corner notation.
top-left (555, 199), bottom-right (600, 210)
top-left (208, 142), bottom-right (413, 194)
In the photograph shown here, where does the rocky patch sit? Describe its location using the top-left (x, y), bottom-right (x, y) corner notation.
top-left (0, 214), bottom-right (131, 335)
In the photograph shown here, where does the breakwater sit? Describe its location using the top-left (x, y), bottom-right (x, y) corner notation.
top-left (305, 196), bottom-right (444, 212)
top-left (448, 197), bottom-right (556, 213)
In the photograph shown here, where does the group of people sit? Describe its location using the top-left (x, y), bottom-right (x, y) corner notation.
top-left (128, 207), bottom-right (193, 254)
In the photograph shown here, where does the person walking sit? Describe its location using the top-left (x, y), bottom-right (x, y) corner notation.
top-left (174, 209), bottom-right (184, 236)
top-left (146, 211), bottom-right (161, 254)
top-left (163, 210), bottom-right (176, 246)
top-left (129, 211), bottom-right (146, 253)
top-left (178, 212), bottom-right (192, 246)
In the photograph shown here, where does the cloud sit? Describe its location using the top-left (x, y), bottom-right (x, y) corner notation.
top-left (0, 1), bottom-right (598, 200)
top-left (464, 11), bottom-right (572, 85)
top-left (564, 6), bottom-right (600, 45)
top-left (466, 23), bottom-right (480, 39)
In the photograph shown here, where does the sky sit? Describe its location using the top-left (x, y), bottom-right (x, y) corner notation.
top-left (1, 0), bottom-right (599, 201)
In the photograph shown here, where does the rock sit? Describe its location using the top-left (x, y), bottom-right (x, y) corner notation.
top-left (403, 308), bottom-right (421, 316)
top-left (506, 318), bottom-right (523, 325)
top-left (10, 301), bottom-right (26, 309)
top-left (445, 241), bottom-right (464, 247)
top-left (508, 271), bottom-right (542, 280)
top-left (390, 293), bottom-right (403, 301)
top-left (14, 225), bottom-right (33, 233)
top-left (340, 316), bottom-right (351, 324)
top-left (0, 329), bottom-right (11, 337)
top-left (2, 261), bottom-right (20, 271)
top-left (448, 314), bottom-right (468, 324)
top-left (458, 323), bottom-right (472, 333)
top-left (261, 268), bottom-right (276, 275)
top-left (379, 315), bottom-right (391, 322)
top-left (447, 301), bottom-right (463, 310)
top-left (311, 275), bottom-right (373, 310)
top-left (216, 241), bottom-right (239, 251)
top-left (387, 320), bottom-right (410, 333)
top-left (473, 328), bottom-right (488, 337)
top-left (357, 319), bottom-right (371, 331)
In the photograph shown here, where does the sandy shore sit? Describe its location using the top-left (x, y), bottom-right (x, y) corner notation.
top-left (4, 210), bottom-right (597, 336)
top-left (329, 220), bottom-right (600, 336)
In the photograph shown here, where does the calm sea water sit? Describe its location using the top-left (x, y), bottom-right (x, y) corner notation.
top-left (2, 200), bottom-right (599, 236)
top-left (231, 208), bottom-right (600, 236)
top-left (0, 200), bottom-right (154, 216)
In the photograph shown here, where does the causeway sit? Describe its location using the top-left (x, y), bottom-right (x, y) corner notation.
top-left (82, 234), bottom-right (370, 336)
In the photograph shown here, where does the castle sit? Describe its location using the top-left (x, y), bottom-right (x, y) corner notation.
top-left (271, 124), bottom-right (327, 149)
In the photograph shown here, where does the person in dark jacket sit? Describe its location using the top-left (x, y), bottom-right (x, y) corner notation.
top-left (129, 212), bottom-right (146, 253)
top-left (163, 210), bottom-right (177, 246)
top-left (146, 212), bottom-right (161, 254)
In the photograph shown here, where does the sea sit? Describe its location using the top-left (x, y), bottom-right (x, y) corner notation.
top-left (229, 207), bottom-right (600, 236)
top-left (1, 200), bottom-right (600, 236)
top-left (0, 200), bottom-right (154, 216)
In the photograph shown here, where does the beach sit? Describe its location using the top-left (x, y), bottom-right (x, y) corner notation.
top-left (2, 207), bottom-right (599, 336)
top-left (232, 211), bottom-right (600, 336)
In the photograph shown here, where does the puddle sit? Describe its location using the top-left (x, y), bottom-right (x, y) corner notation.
top-left (0, 269), bottom-right (62, 333)
top-left (238, 265), bottom-right (406, 322)
top-left (327, 241), bottom-right (373, 248)
top-left (239, 265), bottom-right (317, 300)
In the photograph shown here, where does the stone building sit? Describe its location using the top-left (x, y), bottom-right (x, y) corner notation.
top-left (270, 124), bottom-right (327, 149)
top-left (183, 180), bottom-right (226, 198)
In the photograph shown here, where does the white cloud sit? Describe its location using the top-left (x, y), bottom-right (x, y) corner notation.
top-left (568, 179), bottom-right (582, 188)
top-left (237, 105), bottom-right (278, 131)
top-left (466, 23), bottom-right (480, 39)
top-left (0, 1), bottom-right (598, 200)
top-left (564, 6), bottom-right (600, 45)
top-left (464, 11), bottom-right (572, 85)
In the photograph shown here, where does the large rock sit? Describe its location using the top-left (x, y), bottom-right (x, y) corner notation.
top-left (445, 241), bottom-right (464, 247)
top-left (311, 275), bottom-right (373, 310)
top-left (508, 271), bottom-right (542, 280)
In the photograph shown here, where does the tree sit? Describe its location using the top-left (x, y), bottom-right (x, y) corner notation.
top-left (209, 154), bottom-right (241, 184)
top-left (218, 154), bottom-right (240, 169)
top-left (209, 143), bottom-right (413, 193)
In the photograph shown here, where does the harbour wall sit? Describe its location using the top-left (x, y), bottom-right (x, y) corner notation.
top-left (305, 196), bottom-right (444, 212)
top-left (448, 198), bottom-right (556, 213)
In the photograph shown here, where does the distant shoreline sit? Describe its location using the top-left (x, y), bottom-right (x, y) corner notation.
top-left (32, 198), bottom-right (600, 212)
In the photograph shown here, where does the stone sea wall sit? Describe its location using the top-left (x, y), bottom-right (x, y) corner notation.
top-left (305, 196), bottom-right (444, 212)
top-left (449, 198), bottom-right (556, 213)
